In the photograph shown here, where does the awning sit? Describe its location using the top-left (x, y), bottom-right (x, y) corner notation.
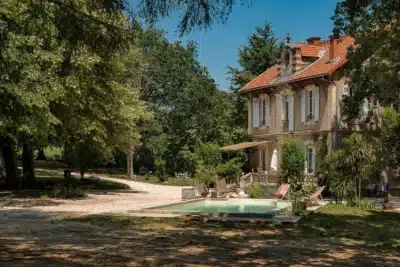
top-left (221, 141), bottom-right (268, 151)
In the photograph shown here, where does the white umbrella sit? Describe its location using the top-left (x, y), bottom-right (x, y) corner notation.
top-left (270, 149), bottom-right (278, 171)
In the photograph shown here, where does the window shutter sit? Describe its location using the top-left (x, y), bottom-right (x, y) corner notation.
top-left (252, 98), bottom-right (260, 128)
top-left (313, 86), bottom-right (320, 121)
top-left (289, 94), bottom-right (294, 131)
top-left (265, 95), bottom-right (270, 125)
top-left (275, 94), bottom-right (281, 133)
top-left (301, 90), bottom-right (306, 122)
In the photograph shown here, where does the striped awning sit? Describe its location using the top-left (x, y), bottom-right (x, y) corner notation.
top-left (221, 141), bottom-right (268, 151)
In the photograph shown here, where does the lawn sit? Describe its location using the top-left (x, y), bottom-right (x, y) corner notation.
top-left (110, 173), bottom-right (197, 186)
top-left (1, 204), bottom-right (399, 266)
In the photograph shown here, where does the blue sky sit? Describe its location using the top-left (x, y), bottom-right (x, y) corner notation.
top-left (133, 0), bottom-right (339, 90)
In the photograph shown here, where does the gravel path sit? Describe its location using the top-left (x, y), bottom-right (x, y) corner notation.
top-left (0, 175), bottom-right (190, 218)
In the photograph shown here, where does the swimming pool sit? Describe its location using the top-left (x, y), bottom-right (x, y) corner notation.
top-left (150, 199), bottom-right (291, 218)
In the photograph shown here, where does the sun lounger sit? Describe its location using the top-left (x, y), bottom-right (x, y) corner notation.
top-left (272, 184), bottom-right (290, 200)
top-left (195, 183), bottom-right (209, 198)
top-left (304, 186), bottom-right (326, 202)
top-left (216, 179), bottom-right (228, 197)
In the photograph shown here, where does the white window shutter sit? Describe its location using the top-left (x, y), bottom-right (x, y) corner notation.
top-left (265, 95), bottom-right (270, 126)
top-left (301, 90), bottom-right (306, 122)
top-left (313, 86), bottom-right (320, 121)
top-left (252, 98), bottom-right (260, 128)
top-left (275, 94), bottom-right (281, 133)
top-left (289, 94), bottom-right (294, 131)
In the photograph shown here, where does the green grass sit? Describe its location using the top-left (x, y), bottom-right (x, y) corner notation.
top-left (111, 174), bottom-right (196, 186)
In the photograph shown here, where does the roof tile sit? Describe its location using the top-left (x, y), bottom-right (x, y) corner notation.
top-left (239, 36), bottom-right (355, 93)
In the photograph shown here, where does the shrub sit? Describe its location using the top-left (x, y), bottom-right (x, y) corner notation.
top-left (154, 159), bottom-right (166, 180)
top-left (281, 138), bottom-right (306, 211)
top-left (194, 161), bottom-right (217, 186)
top-left (360, 200), bottom-right (375, 210)
top-left (194, 143), bottom-right (222, 167)
top-left (249, 184), bottom-right (261, 199)
top-left (43, 146), bottom-right (64, 162)
top-left (216, 158), bottom-right (243, 180)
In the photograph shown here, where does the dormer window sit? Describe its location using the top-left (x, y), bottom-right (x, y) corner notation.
top-left (280, 47), bottom-right (292, 76)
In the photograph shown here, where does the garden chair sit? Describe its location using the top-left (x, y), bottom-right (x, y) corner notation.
top-left (195, 183), bottom-right (209, 198)
top-left (272, 184), bottom-right (290, 200)
top-left (216, 179), bottom-right (228, 197)
top-left (304, 186), bottom-right (326, 202)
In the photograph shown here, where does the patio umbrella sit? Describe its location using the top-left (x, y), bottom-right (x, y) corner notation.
top-left (270, 149), bottom-right (278, 171)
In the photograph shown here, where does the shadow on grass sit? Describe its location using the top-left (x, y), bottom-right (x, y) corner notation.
top-left (0, 205), bottom-right (399, 266)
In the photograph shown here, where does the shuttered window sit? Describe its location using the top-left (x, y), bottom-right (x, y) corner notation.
top-left (252, 98), bottom-right (260, 128)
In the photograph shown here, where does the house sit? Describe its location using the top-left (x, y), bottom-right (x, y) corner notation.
top-left (223, 35), bottom-right (358, 176)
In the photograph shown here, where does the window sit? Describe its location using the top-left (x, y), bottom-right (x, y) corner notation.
top-left (259, 95), bottom-right (270, 127)
top-left (306, 90), bottom-right (314, 121)
top-left (260, 98), bottom-right (266, 125)
top-left (283, 95), bottom-right (289, 121)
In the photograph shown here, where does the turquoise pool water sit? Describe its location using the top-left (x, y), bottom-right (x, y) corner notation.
top-left (158, 199), bottom-right (290, 214)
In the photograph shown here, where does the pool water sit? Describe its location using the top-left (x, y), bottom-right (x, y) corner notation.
top-left (159, 199), bottom-right (290, 214)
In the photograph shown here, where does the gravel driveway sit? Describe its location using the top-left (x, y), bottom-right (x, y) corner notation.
top-left (0, 175), bottom-right (190, 218)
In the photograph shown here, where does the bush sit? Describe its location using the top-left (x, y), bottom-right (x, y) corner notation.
top-left (249, 184), bottom-right (261, 199)
top-left (216, 158), bottom-right (243, 180)
top-left (292, 201), bottom-right (306, 215)
top-left (194, 143), bottom-right (222, 167)
top-left (43, 146), bottom-right (64, 162)
top-left (360, 200), bottom-right (375, 210)
top-left (194, 161), bottom-right (217, 186)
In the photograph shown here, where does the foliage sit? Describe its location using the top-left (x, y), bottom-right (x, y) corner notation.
top-left (139, 0), bottom-right (238, 35)
top-left (43, 147), bottom-right (64, 162)
top-left (332, 0), bottom-right (400, 120)
top-left (281, 138), bottom-right (305, 185)
top-left (320, 133), bottom-right (374, 208)
top-left (229, 22), bottom-right (279, 130)
top-left (194, 161), bottom-right (217, 186)
top-left (154, 159), bottom-right (166, 180)
top-left (194, 143), bottom-right (222, 168)
top-left (379, 107), bottom-right (400, 170)
top-left (216, 158), bottom-right (243, 179)
top-left (249, 184), bottom-right (261, 199)
top-left (138, 29), bottom-right (239, 175)
top-left (281, 138), bottom-right (306, 210)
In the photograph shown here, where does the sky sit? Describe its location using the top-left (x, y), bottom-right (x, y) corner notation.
top-left (133, 0), bottom-right (339, 90)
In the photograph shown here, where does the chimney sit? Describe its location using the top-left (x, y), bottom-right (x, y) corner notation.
top-left (329, 35), bottom-right (340, 60)
top-left (306, 37), bottom-right (321, 45)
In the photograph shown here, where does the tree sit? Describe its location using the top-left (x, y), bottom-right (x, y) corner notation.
top-left (336, 133), bottom-right (374, 208)
top-left (281, 138), bottom-right (305, 213)
top-left (332, 0), bottom-right (400, 120)
top-left (228, 22), bottom-right (279, 131)
top-left (379, 107), bottom-right (400, 171)
top-left (0, 0), bottom-right (149, 187)
top-left (137, 28), bottom-right (238, 175)
top-left (139, 0), bottom-right (241, 35)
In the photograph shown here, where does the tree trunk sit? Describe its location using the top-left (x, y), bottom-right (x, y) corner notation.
top-left (1, 137), bottom-right (19, 189)
top-left (22, 143), bottom-right (36, 188)
top-left (127, 151), bottom-right (134, 179)
top-left (36, 149), bottom-right (46, 160)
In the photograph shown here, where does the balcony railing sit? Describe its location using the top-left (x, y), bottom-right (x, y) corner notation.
top-left (306, 114), bottom-right (314, 121)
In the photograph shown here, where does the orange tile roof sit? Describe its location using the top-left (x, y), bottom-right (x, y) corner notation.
top-left (239, 36), bottom-right (355, 93)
